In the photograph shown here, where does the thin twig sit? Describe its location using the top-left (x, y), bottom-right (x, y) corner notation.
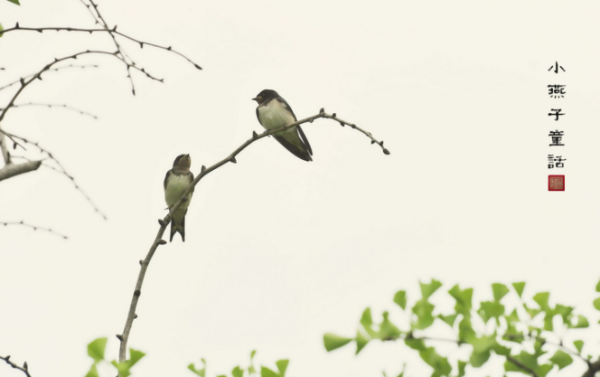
top-left (0, 64), bottom-right (98, 93)
top-left (505, 333), bottom-right (588, 364)
top-left (2, 131), bottom-right (107, 220)
top-left (117, 111), bottom-right (389, 362)
top-left (506, 356), bottom-right (540, 377)
top-left (0, 355), bottom-right (32, 377)
top-left (0, 50), bottom-right (118, 125)
top-left (1, 221), bottom-right (68, 239)
top-left (3, 103), bottom-right (98, 119)
top-left (0, 25), bottom-right (202, 70)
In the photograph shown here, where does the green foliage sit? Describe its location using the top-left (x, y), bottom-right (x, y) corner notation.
top-left (87, 337), bottom-right (107, 362)
top-left (84, 338), bottom-right (145, 377)
top-left (323, 333), bottom-right (352, 351)
top-left (189, 351), bottom-right (289, 377)
top-left (188, 358), bottom-right (207, 377)
top-left (549, 350), bottom-right (573, 370)
top-left (394, 290), bottom-right (407, 310)
top-left (512, 281), bottom-right (526, 298)
top-left (5, 0), bottom-right (20, 5)
top-left (0, 23), bottom-right (4, 38)
top-left (324, 280), bottom-right (599, 377)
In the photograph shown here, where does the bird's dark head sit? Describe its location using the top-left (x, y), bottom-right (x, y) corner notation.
top-left (173, 154), bottom-right (191, 170)
top-left (252, 89), bottom-right (278, 105)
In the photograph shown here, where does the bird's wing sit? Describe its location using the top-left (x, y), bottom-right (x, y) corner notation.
top-left (274, 133), bottom-right (312, 161)
top-left (163, 170), bottom-right (172, 189)
top-left (297, 125), bottom-right (312, 155)
top-left (277, 96), bottom-right (297, 120)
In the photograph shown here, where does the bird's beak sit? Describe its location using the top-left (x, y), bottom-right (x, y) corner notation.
top-left (252, 97), bottom-right (257, 101)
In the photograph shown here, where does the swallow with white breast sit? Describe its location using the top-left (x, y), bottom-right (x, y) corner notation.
top-left (253, 89), bottom-right (313, 161)
top-left (164, 154), bottom-right (194, 242)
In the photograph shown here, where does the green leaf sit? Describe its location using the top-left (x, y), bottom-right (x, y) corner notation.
top-left (0, 23), bottom-right (4, 38)
top-left (323, 333), bottom-right (352, 351)
top-left (411, 298), bottom-right (435, 330)
top-left (477, 301), bottom-right (504, 324)
top-left (405, 337), bottom-right (426, 351)
top-left (438, 314), bottom-right (457, 327)
top-left (523, 303), bottom-right (541, 319)
top-left (512, 282), bottom-right (526, 298)
top-left (593, 297), bottom-right (600, 311)
top-left (596, 278), bottom-right (600, 292)
top-left (458, 316), bottom-right (476, 342)
top-left (419, 347), bottom-right (451, 376)
top-left (457, 360), bottom-right (467, 377)
top-left (111, 361), bottom-right (131, 377)
top-left (87, 338), bottom-right (107, 362)
top-left (85, 364), bottom-right (99, 377)
top-left (505, 308), bottom-right (519, 324)
top-left (573, 340), bottom-right (584, 354)
top-left (260, 366), bottom-right (279, 377)
top-left (492, 283), bottom-right (509, 302)
top-left (6, 0), bottom-right (20, 5)
top-left (379, 312), bottom-right (401, 340)
top-left (469, 349), bottom-right (490, 368)
top-left (419, 279), bottom-right (442, 299)
top-left (554, 304), bottom-right (574, 323)
top-left (504, 351), bottom-right (538, 375)
top-left (448, 285), bottom-right (473, 314)
top-left (533, 292), bottom-right (550, 310)
top-left (569, 315), bottom-right (589, 328)
top-left (360, 308), bottom-right (373, 327)
top-left (128, 348), bottom-right (146, 367)
top-left (188, 358), bottom-right (206, 377)
top-left (356, 329), bottom-right (369, 354)
top-left (549, 350), bottom-right (573, 370)
top-left (469, 335), bottom-right (498, 367)
top-left (394, 290), bottom-right (407, 310)
top-left (232, 366), bottom-right (244, 377)
top-left (275, 360), bottom-right (288, 377)
top-left (248, 351), bottom-right (256, 375)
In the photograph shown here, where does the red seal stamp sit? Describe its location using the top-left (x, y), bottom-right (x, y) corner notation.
top-left (548, 175), bottom-right (565, 191)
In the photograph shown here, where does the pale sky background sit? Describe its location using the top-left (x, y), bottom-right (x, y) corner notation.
top-left (1, 0), bottom-right (599, 376)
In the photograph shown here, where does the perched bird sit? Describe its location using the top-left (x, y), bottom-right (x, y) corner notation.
top-left (164, 154), bottom-right (194, 242)
top-left (253, 89), bottom-right (313, 161)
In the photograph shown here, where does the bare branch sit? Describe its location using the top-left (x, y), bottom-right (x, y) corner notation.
top-left (1, 220), bottom-right (68, 239)
top-left (582, 359), bottom-right (600, 377)
top-left (0, 132), bottom-right (10, 164)
top-left (0, 25), bottom-right (202, 70)
top-left (0, 355), bottom-right (32, 377)
top-left (2, 131), bottom-right (107, 220)
top-left (0, 50), bottom-right (119, 125)
top-left (117, 111), bottom-right (389, 362)
top-left (0, 160), bottom-right (42, 181)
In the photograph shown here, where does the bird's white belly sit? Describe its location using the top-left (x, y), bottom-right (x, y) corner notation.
top-left (165, 174), bottom-right (193, 209)
top-left (258, 103), bottom-right (296, 133)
